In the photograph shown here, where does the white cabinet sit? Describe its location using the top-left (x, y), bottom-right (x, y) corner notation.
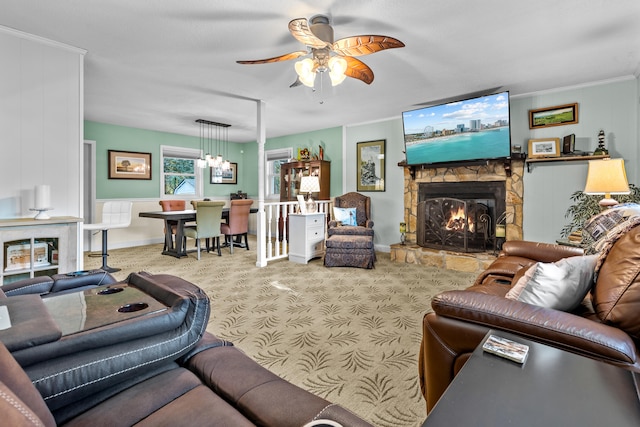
top-left (288, 213), bottom-right (325, 264)
top-left (0, 217), bottom-right (81, 285)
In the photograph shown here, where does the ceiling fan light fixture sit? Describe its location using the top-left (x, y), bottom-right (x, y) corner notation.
top-left (328, 56), bottom-right (348, 86)
top-left (295, 58), bottom-right (316, 87)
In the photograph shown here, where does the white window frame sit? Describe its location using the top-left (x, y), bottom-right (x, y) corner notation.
top-left (160, 145), bottom-right (203, 199)
top-left (265, 148), bottom-right (293, 200)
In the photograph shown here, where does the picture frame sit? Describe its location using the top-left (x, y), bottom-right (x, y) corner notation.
top-left (528, 138), bottom-right (561, 158)
top-left (357, 139), bottom-right (386, 192)
top-left (528, 103), bottom-right (578, 129)
top-left (210, 162), bottom-right (237, 184)
top-left (108, 150), bottom-right (152, 180)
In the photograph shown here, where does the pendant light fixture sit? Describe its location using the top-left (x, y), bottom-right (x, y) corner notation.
top-left (195, 119), bottom-right (231, 170)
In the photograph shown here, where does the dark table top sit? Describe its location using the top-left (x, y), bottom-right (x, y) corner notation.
top-left (423, 330), bottom-right (640, 426)
top-left (139, 208), bottom-right (258, 220)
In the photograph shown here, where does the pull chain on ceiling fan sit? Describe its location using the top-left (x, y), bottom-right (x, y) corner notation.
top-left (237, 15), bottom-right (405, 88)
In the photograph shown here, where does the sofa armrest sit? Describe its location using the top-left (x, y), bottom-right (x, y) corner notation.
top-left (183, 332), bottom-right (373, 427)
top-left (500, 241), bottom-right (584, 262)
top-left (2, 277), bottom-right (54, 297)
top-left (472, 241), bottom-right (586, 288)
top-left (432, 290), bottom-right (637, 364)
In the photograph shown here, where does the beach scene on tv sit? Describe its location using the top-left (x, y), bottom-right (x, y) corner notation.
top-left (403, 92), bottom-right (511, 165)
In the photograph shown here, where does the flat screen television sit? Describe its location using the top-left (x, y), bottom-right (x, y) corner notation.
top-left (402, 91), bottom-right (511, 166)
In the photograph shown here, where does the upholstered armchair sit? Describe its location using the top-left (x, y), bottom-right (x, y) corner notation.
top-left (325, 192), bottom-right (376, 268)
top-left (328, 192), bottom-right (374, 236)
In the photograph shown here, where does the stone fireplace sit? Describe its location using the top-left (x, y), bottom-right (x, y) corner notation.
top-left (417, 181), bottom-right (505, 252)
top-left (391, 159), bottom-right (525, 272)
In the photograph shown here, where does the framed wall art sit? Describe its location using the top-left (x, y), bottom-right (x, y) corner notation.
top-left (528, 103), bottom-right (578, 129)
top-left (528, 138), bottom-right (561, 159)
top-left (210, 162), bottom-right (237, 184)
top-left (108, 150), bottom-right (152, 180)
top-left (357, 139), bottom-right (385, 192)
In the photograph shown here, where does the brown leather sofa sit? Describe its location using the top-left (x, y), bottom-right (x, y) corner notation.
top-left (0, 271), bottom-right (372, 426)
top-left (419, 226), bottom-right (640, 413)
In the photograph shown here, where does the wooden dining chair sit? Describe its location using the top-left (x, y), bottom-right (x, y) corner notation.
top-left (183, 201), bottom-right (225, 260)
top-left (159, 200), bottom-right (186, 251)
top-left (221, 199), bottom-right (253, 254)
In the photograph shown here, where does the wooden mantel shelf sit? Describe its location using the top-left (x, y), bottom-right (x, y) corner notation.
top-left (525, 154), bottom-right (609, 172)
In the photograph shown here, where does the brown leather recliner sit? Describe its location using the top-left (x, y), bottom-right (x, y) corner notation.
top-left (419, 226), bottom-right (640, 413)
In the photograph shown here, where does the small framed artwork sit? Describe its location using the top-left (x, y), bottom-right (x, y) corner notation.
top-left (357, 139), bottom-right (385, 192)
top-left (108, 150), bottom-right (152, 180)
top-left (528, 103), bottom-right (578, 129)
top-left (528, 138), bottom-right (561, 158)
top-left (210, 162), bottom-right (237, 184)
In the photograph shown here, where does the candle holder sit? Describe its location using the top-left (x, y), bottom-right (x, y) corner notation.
top-left (29, 208), bottom-right (52, 220)
top-left (400, 222), bottom-right (407, 245)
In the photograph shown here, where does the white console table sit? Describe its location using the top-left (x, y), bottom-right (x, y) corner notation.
top-left (288, 213), bottom-right (326, 264)
top-left (0, 217), bottom-right (81, 285)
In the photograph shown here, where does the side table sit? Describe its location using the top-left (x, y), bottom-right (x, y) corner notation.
top-left (423, 330), bottom-right (640, 426)
top-left (288, 213), bottom-right (325, 264)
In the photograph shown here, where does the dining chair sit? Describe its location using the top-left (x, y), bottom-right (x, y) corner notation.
top-left (84, 201), bottom-right (133, 272)
top-left (183, 200), bottom-right (225, 260)
top-left (221, 199), bottom-right (253, 254)
top-left (159, 200), bottom-right (186, 252)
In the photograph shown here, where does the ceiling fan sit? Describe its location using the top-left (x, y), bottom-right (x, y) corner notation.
top-left (237, 15), bottom-right (405, 87)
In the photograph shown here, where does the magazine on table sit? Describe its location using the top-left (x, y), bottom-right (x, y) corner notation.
top-left (482, 334), bottom-right (529, 364)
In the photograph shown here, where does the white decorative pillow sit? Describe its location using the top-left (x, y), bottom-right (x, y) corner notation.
top-left (333, 207), bottom-right (357, 226)
top-left (505, 255), bottom-right (598, 311)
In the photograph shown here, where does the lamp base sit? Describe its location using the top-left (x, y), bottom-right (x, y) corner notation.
top-left (599, 197), bottom-right (619, 208)
top-left (306, 196), bottom-right (317, 213)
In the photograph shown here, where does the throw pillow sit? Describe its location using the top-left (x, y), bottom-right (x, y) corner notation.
top-left (505, 254), bottom-right (598, 311)
top-left (333, 207), bottom-right (357, 226)
top-left (581, 203), bottom-right (640, 254)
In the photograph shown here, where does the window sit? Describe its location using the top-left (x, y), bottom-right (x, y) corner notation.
top-left (265, 148), bottom-right (293, 199)
top-left (160, 146), bottom-right (202, 198)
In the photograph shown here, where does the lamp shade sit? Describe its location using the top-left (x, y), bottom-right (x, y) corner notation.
top-left (300, 176), bottom-right (320, 194)
top-left (584, 158), bottom-right (630, 207)
top-left (584, 158), bottom-right (630, 195)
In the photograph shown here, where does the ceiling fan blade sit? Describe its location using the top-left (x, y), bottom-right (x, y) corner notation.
top-left (332, 35), bottom-right (405, 56)
top-left (289, 77), bottom-right (303, 88)
top-left (288, 18), bottom-right (331, 49)
top-left (237, 50), bottom-right (308, 64)
top-left (343, 56), bottom-right (374, 85)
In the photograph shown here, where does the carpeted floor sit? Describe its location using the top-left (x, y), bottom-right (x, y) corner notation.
top-left (85, 237), bottom-right (476, 426)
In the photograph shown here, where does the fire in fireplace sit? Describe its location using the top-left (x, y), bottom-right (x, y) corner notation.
top-left (417, 181), bottom-right (506, 252)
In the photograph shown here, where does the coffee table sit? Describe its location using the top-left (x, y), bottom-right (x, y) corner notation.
top-left (422, 330), bottom-right (640, 426)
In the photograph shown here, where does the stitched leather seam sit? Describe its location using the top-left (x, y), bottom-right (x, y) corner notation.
top-left (0, 389), bottom-right (45, 426)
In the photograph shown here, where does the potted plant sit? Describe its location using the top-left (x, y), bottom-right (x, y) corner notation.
top-left (561, 184), bottom-right (640, 237)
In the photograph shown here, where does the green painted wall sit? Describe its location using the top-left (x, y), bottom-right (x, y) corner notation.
top-left (85, 121), bottom-right (247, 199)
top-left (243, 126), bottom-right (344, 198)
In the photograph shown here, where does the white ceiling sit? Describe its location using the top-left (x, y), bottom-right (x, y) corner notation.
top-left (1, 0), bottom-right (639, 143)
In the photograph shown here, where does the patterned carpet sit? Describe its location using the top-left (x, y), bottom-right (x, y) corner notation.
top-left (85, 237), bottom-right (475, 426)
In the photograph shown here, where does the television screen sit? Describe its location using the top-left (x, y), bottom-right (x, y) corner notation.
top-left (402, 91), bottom-right (511, 166)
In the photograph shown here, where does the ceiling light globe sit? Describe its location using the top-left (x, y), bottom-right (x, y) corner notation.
top-left (295, 58), bottom-right (316, 87)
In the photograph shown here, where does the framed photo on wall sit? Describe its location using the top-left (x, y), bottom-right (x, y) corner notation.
top-left (210, 162), bottom-right (237, 184)
top-left (528, 103), bottom-right (578, 129)
top-left (357, 140), bottom-right (386, 192)
top-left (108, 150), bottom-right (152, 180)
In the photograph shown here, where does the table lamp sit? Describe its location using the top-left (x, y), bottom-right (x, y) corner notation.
top-left (300, 176), bottom-right (320, 213)
top-left (584, 158), bottom-right (630, 207)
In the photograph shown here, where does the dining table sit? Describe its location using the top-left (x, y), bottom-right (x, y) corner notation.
top-left (139, 208), bottom-right (257, 258)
